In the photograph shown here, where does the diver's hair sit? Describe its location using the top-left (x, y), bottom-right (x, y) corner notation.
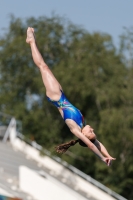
top-left (55, 139), bottom-right (88, 154)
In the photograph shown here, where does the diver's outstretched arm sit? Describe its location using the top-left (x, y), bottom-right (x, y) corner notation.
top-left (66, 120), bottom-right (111, 166)
top-left (73, 128), bottom-right (112, 166)
top-left (94, 139), bottom-right (116, 160)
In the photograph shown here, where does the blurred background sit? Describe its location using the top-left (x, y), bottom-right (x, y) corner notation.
top-left (0, 1), bottom-right (133, 200)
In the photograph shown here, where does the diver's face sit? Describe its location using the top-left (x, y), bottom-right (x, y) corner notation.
top-left (82, 125), bottom-right (96, 140)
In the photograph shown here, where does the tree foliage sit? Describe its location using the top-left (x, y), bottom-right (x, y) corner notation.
top-left (0, 15), bottom-right (133, 199)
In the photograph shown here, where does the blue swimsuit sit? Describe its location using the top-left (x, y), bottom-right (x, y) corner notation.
top-left (47, 91), bottom-right (85, 128)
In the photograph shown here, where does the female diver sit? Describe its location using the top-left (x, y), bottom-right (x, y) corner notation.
top-left (26, 27), bottom-right (115, 166)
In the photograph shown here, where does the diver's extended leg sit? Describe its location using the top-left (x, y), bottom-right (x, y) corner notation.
top-left (26, 27), bottom-right (62, 100)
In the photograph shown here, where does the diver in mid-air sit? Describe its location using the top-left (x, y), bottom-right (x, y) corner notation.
top-left (26, 27), bottom-right (115, 166)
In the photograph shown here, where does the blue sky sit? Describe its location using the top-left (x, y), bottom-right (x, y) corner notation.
top-left (0, 0), bottom-right (133, 47)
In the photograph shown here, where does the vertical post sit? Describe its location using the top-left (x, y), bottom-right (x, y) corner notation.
top-left (2, 117), bottom-right (17, 143)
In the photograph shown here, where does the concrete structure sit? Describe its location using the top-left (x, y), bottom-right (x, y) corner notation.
top-left (11, 136), bottom-right (126, 200)
top-left (19, 166), bottom-right (88, 200)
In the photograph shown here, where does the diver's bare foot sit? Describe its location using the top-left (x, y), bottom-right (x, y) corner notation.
top-left (26, 27), bottom-right (35, 44)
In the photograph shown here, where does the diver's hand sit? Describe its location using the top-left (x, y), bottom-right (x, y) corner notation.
top-left (102, 157), bottom-right (116, 166)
